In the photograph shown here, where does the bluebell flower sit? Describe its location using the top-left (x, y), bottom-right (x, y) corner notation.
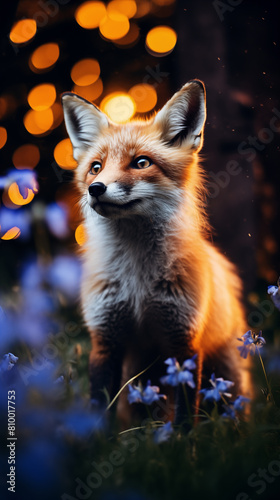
top-left (45, 203), bottom-right (69, 239)
top-left (127, 384), bottom-right (143, 404)
top-left (268, 278), bottom-right (280, 310)
top-left (237, 330), bottom-right (266, 359)
top-left (0, 207), bottom-right (31, 239)
top-left (222, 395), bottom-right (250, 419)
top-left (154, 421), bottom-right (173, 444)
top-left (128, 380), bottom-right (166, 405)
top-left (233, 395), bottom-right (251, 411)
top-left (200, 373), bottom-right (234, 402)
top-left (267, 355), bottom-right (280, 373)
top-left (59, 407), bottom-right (104, 438)
top-left (160, 355), bottom-right (197, 388)
top-left (0, 169), bottom-right (38, 197)
top-left (0, 352), bottom-right (18, 373)
top-left (46, 255), bottom-right (81, 301)
top-left (54, 375), bottom-right (65, 384)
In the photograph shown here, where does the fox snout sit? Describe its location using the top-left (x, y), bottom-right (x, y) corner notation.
top-left (88, 182), bottom-right (107, 198)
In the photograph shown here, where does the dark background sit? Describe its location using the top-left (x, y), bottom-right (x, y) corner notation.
top-left (0, 0), bottom-right (280, 295)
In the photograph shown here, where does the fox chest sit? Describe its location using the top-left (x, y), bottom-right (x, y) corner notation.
top-left (83, 248), bottom-right (197, 341)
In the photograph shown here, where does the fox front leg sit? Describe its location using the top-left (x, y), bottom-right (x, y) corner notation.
top-left (89, 333), bottom-right (124, 411)
top-left (87, 299), bottom-right (134, 412)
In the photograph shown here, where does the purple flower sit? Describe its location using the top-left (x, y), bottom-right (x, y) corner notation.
top-left (154, 421), bottom-right (173, 444)
top-left (222, 395), bottom-right (250, 419)
top-left (0, 352), bottom-right (18, 373)
top-left (200, 373), bottom-right (234, 402)
top-left (267, 355), bottom-right (280, 373)
top-left (160, 355), bottom-right (197, 388)
top-left (45, 203), bottom-right (69, 239)
top-left (0, 207), bottom-right (31, 239)
top-left (59, 407), bottom-right (103, 438)
top-left (127, 384), bottom-right (143, 404)
top-left (233, 395), bottom-right (250, 411)
top-left (268, 279), bottom-right (280, 310)
top-left (237, 330), bottom-right (266, 359)
top-left (0, 170), bottom-right (38, 198)
top-left (46, 255), bottom-right (81, 301)
top-left (128, 380), bottom-right (166, 405)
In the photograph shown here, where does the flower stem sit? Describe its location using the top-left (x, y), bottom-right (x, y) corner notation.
top-left (182, 383), bottom-right (192, 425)
top-left (257, 347), bottom-right (274, 403)
top-left (145, 405), bottom-right (153, 420)
top-left (221, 394), bottom-right (229, 406)
top-left (106, 355), bottom-right (160, 411)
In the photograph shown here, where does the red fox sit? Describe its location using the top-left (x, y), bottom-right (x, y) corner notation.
top-left (62, 80), bottom-right (251, 423)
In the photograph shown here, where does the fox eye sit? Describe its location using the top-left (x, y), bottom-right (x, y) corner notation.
top-left (131, 156), bottom-right (153, 169)
top-left (90, 162), bottom-right (102, 175)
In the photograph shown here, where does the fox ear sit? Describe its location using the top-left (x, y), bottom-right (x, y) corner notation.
top-left (62, 93), bottom-right (109, 160)
top-left (154, 80), bottom-right (206, 151)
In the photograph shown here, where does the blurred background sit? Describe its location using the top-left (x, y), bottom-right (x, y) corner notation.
top-left (0, 1), bottom-right (280, 498)
top-left (0, 0), bottom-right (280, 291)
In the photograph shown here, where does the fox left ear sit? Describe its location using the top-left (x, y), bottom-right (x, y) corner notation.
top-left (154, 80), bottom-right (206, 151)
top-left (62, 93), bottom-right (109, 161)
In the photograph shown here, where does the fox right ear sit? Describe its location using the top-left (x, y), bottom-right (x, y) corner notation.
top-left (62, 93), bottom-right (109, 160)
top-left (154, 80), bottom-right (206, 151)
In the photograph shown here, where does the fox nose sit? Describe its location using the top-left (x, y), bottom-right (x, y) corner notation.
top-left (88, 182), bottom-right (107, 198)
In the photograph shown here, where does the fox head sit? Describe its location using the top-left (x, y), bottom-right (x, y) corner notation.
top-left (62, 80), bottom-right (206, 220)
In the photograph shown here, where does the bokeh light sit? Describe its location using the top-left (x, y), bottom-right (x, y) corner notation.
top-left (0, 98), bottom-right (8, 119)
top-left (0, 127), bottom-right (7, 149)
top-left (153, 0), bottom-right (175, 5)
top-left (9, 19), bottom-right (37, 44)
top-left (12, 144), bottom-right (40, 170)
top-left (73, 79), bottom-right (103, 102)
top-left (146, 26), bottom-right (177, 56)
top-left (107, 0), bottom-right (137, 18)
top-left (134, 1), bottom-right (151, 18)
top-left (28, 84), bottom-right (56, 111)
top-left (100, 92), bottom-right (136, 123)
top-left (71, 59), bottom-right (100, 86)
top-left (8, 183), bottom-right (35, 206)
top-left (50, 102), bottom-right (64, 130)
top-left (128, 83), bottom-right (157, 113)
top-left (114, 23), bottom-right (140, 47)
top-left (24, 109), bottom-right (54, 136)
top-left (75, 224), bottom-right (88, 246)
top-left (75, 1), bottom-right (106, 29)
top-left (29, 43), bottom-right (60, 72)
top-left (1, 227), bottom-right (21, 240)
top-left (99, 12), bottom-right (130, 40)
top-left (54, 139), bottom-right (77, 170)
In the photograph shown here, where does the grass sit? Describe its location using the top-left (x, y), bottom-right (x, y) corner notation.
top-left (1, 277), bottom-right (280, 500)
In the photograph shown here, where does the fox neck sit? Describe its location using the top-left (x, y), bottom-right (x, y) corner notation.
top-left (84, 199), bottom-right (202, 273)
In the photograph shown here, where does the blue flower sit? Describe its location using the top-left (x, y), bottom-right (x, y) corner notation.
top-left (0, 352), bottom-right (18, 373)
top-left (59, 407), bottom-right (104, 438)
top-left (46, 255), bottom-right (81, 301)
top-left (237, 330), bottom-right (266, 359)
top-left (200, 373), bottom-right (234, 402)
top-left (0, 169), bottom-right (38, 197)
top-left (154, 421), bottom-right (173, 444)
top-left (128, 380), bottom-right (166, 405)
top-left (142, 381), bottom-right (166, 404)
top-left (45, 203), bottom-right (69, 239)
top-left (127, 384), bottom-right (143, 404)
top-left (160, 355), bottom-right (197, 388)
top-left (222, 395), bottom-right (250, 419)
top-left (0, 207), bottom-right (31, 239)
top-left (233, 395), bottom-right (250, 411)
top-left (268, 279), bottom-right (280, 310)
top-left (267, 355), bottom-right (280, 373)
top-left (10, 170), bottom-right (38, 198)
